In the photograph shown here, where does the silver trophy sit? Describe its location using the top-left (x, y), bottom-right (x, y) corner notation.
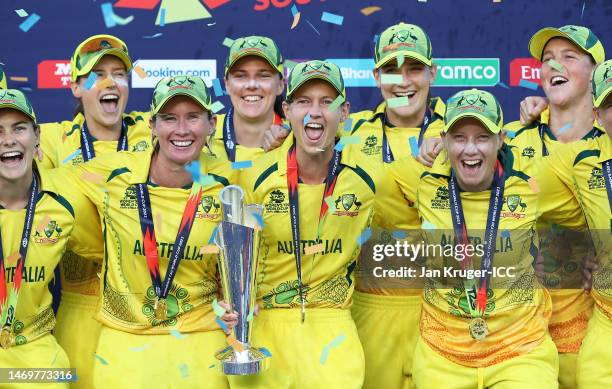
top-left (214, 185), bottom-right (270, 375)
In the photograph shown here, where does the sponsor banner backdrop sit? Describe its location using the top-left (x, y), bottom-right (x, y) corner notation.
top-left (0, 0), bottom-right (609, 123)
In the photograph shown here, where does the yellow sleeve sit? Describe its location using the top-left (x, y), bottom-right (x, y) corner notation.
top-left (537, 146), bottom-right (586, 230)
top-left (377, 157), bottom-right (422, 230)
top-left (38, 121), bottom-right (68, 169)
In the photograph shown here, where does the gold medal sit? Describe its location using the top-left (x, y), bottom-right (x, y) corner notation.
top-left (468, 318), bottom-right (488, 341)
top-left (154, 298), bottom-right (167, 320)
top-left (0, 327), bottom-right (13, 349)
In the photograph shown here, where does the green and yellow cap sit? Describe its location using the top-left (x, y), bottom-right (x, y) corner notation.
top-left (592, 59), bottom-right (612, 108)
top-left (286, 60), bottom-right (345, 100)
top-left (374, 23), bottom-right (432, 68)
top-left (529, 25), bottom-right (605, 64)
top-left (224, 36), bottom-right (283, 76)
top-left (0, 89), bottom-right (37, 123)
top-left (0, 67), bottom-right (6, 89)
top-left (444, 89), bottom-right (503, 134)
top-left (150, 75), bottom-right (213, 115)
top-left (71, 34), bottom-right (132, 82)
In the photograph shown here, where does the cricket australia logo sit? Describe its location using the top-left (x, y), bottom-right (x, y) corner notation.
top-left (501, 194), bottom-right (527, 219)
top-left (521, 146), bottom-right (535, 158)
top-left (264, 189), bottom-right (289, 214)
top-left (361, 135), bottom-right (382, 156)
top-left (34, 220), bottom-right (63, 244)
top-left (120, 186), bottom-right (138, 209)
top-left (333, 194), bottom-right (361, 217)
top-left (587, 167), bottom-right (605, 190)
top-left (431, 186), bottom-right (450, 209)
top-left (455, 93), bottom-right (488, 113)
top-left (383, 29), bottom-right (418, 52)
top-left (196, 195), bottom-right (221, 220)
top-left (131, 140), bottom-right (149, 152)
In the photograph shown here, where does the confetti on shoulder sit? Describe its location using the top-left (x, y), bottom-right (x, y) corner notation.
top-left (231, 160), bottom-right (253, 170)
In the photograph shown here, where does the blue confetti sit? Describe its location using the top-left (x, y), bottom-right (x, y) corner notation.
top-left (291, 5), bottom-right (298, 17)
top-left (357, 228), bottom-right (372, 246)
top-left (101, 2), bottom-right (134, 28)
top-left (208, 226), bottom-right (218, 244)
top-left (282, 123), bottom-right (291, 131)
top-left (581, 1), bottom-right (586, 20)
top-left (518, 79), bottom-right (539, 91)
top-left (84, 73), bottom-right (97, 90)
top-left (505, 130), bottom-right (516, 139)
top-left (62, 149), bottom-right (82, 165)
top-left (260, 347), bottom-right (272, 357)
top-left (422, 221), bottom-right (436, 230)
top-left (497, 82), bottom-right (510, 90)
top-left (215, 316), bottom-right (228, 332)
top-left (178, 363), bottom-right (189, 378)
top-left (392, 230), bottom-right (407, 240)
top-left (558, 122), bottom-right (572, 134)
top-left (372, 34), bottom-right (379, 44)
top-left (305, 19), bottom-right (320, 35)
top-left (170, 329), bottom-right (187, 339)
top-left (320, 333), bottom-right (346, 364)
top-left (18, 13), bottom-right (40, 32)
top-left (303, 114), bottom-right (312, 126)
top-left (252, 213), bottom-right (264, 229)
top-left (501, 230), bottom-right (510, 238)
top-left (94, 354), bottom-right (109, 365)
top-left (334, 142), bottom-right (346, 152)
top-left (184, 160), bottom-right (201, 182)
top-left (143, 33), bottom-right (163, 39)
top-left (343, 118), bottom-right (353, 132)
top-left (321, 12), bottom-right (344, 25)
top-left (211, 78), bottom-right (224, 97)
top-left (409, 136), bottom-right (419, 157)
top-left (129, 344), bottom-right (151, 352)
top-left (159, 8), bottom-right (166, 26)
top-left (231, 160), bottom-right (253, 170)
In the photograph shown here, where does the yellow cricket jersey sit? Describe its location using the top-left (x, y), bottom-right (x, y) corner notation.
top-left (56, 150), bottom-right (231, 334)
top-left (238, 133), bottom-right (379, 310)
top-left (212, 113), bottom-right (284, 163)
top-left (538, 135), bottom-right (612, 322)
top-left (349, 97), bottom-right (446, 161)
top-left (38, 111), bottom-right (153, 298)
top-left (409, 145), bottom-right (572, 367)
top-left (0, 168), bottom-right (102, 348)
top-left (506, 108), bottom-right (601, 353)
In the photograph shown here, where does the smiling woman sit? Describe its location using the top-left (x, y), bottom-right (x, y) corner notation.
top-left (213, 35), bottom-right (286, 163)
top-left (0, 90), bottom-right (103, 388)
top-left (36, 34), bottom-right (153, 389)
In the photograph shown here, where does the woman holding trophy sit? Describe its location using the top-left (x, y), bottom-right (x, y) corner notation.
top-left (49, 75), bottom-right (233, 387)
top-left (228, 60), bottom-right (379, 388)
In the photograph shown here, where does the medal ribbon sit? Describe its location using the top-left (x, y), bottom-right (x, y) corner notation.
top-left (223, 108), bottom-right (283, 162)
top-left (80, 120), bottom-right (128, 162)
top-left (286, 140), bottom-right (343, 320)
top-left (382, 108), bottom-right (431, 163)
top-left (135, 180), bottom-right (203, 302)
top-left (0, 174), bottom-right (39, 328)
top-left (447, 160), bottom-right (504, 316)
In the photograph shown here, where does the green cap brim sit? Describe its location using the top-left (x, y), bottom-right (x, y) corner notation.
top-left (74, 49), bottom-right (133, 80)
top-left (528, 28), bottom-right (603, 63)
top-left (594, 87), bottom-right (612, 108)
top-left (0, 103), bottom-right (36, 124)
top-left (151, 91), bottom-right (212, 116)
top-left (224, 50), bottom-right (283, 76)
top-left (374, 50), bottom-right (432, 68)
top-left (446, 113), bottom-right (500, 135)
top-left (287, 74), bottom-right (345, 100)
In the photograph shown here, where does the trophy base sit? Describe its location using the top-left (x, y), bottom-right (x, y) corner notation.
top-left (215, 345), bottom-right (271, 375)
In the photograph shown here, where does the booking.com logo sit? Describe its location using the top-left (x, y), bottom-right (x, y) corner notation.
top-left (131, 60), bottom-right (217, 88)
